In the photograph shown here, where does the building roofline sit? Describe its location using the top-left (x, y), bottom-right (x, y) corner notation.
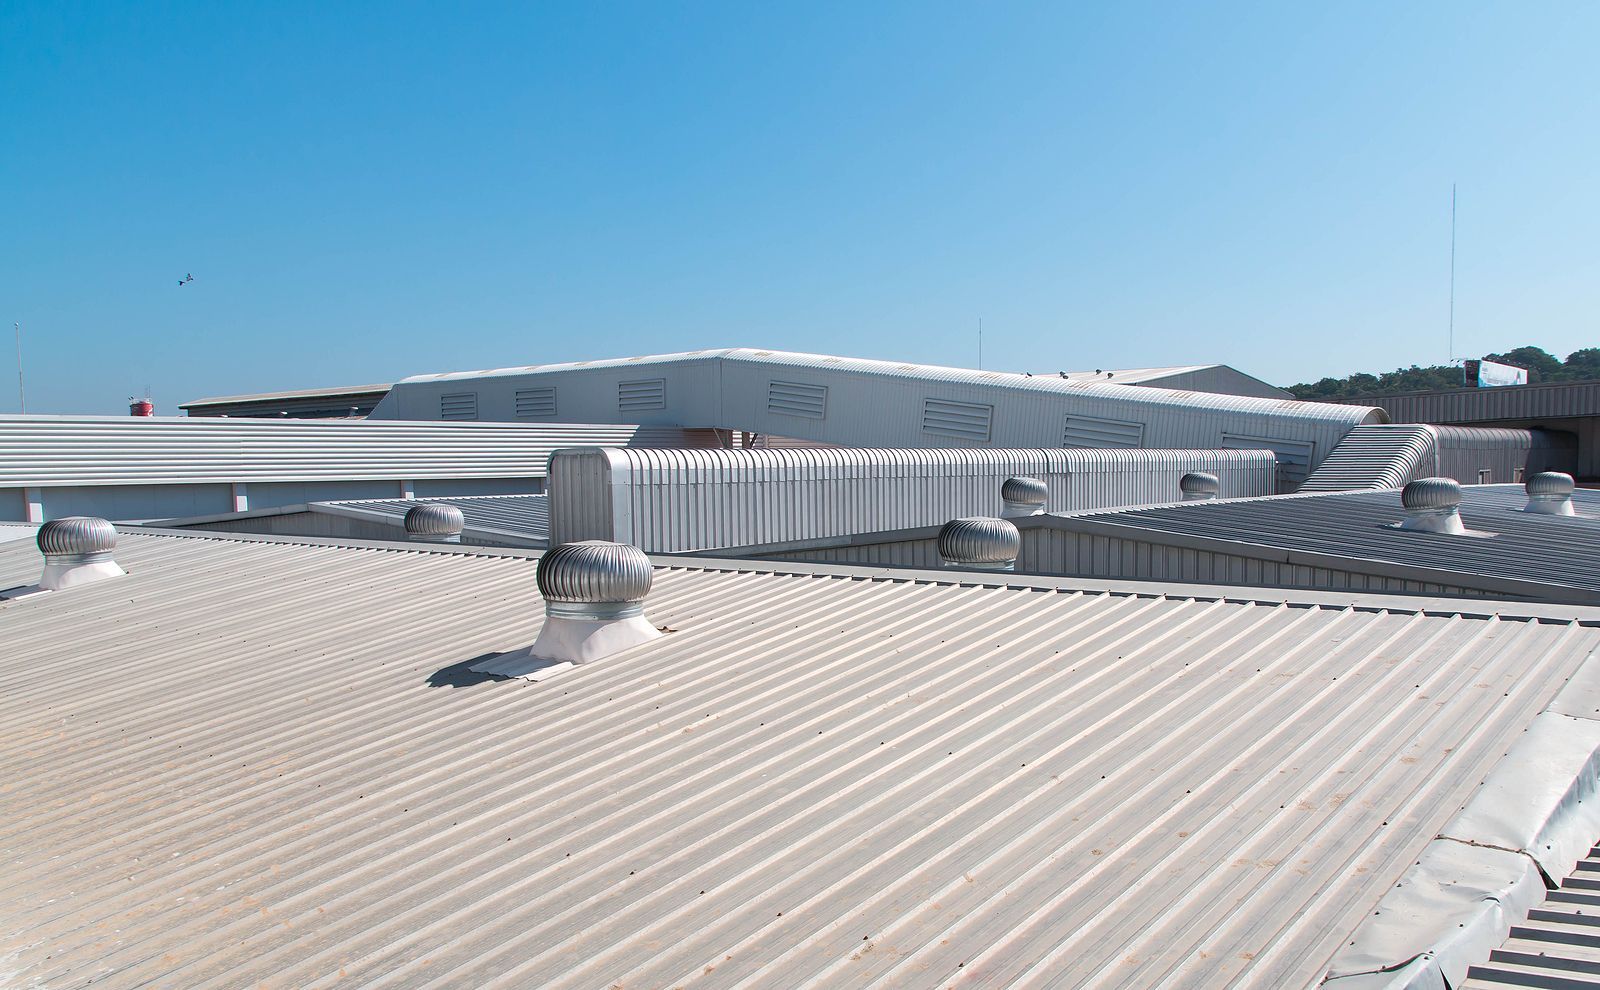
top-left (116, 523), bottom-right (1600, 625)
top-left (179, 383), bottom-right (394, 408)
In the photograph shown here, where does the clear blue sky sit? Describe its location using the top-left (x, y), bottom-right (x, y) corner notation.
top-left (3, 1), bottom-right (1596, 414)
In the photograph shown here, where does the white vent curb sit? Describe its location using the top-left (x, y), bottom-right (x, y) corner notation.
top-left (1322, 658), bottom-right (1600, 988)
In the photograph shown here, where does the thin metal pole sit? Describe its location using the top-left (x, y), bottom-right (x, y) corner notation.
top-left (13, 322), bottom-right (22, 414)
top-left (1448, 184), bottom-right (1456, 362)
top-left (978, 318), bottom-right (983, 370)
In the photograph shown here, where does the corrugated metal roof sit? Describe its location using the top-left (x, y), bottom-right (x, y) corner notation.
top-left (0, 415), bottom-right (718, 487)
top-left (180, 383), bottom-right (395, 408)
top-left (1462, 842), bottom-right (1600, 989)
top-left (3, 529), bottom-right (1598, 988)
top-left (1300, 425), bottom-right (1439, 490)
top-left (1042, 484), bottom-right (1600, 602)
top-left (1052, 365), bottom-right (1212, 382)
top-left (1045, 365), bottom-right (1293, 399)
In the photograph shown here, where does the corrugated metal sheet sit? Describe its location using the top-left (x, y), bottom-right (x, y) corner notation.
top-left (1021, 485), bottom-right (1600, 604)
top-left (1462, 843), bottom-right (1600, 989)
top-left (1300, 425), bottom-right (1439, 491)
top-left (182, 383), bottom-right (395, 408)
top-left (370, 349), bottom-right (1381, 480)
top-left (180, 383), bottom-right (393, 419)
top-left (548, 446), bottom-right (1277, 553)
top-left (1050, 366), bottom-right (1293, 399)
top-left (766, 531), bottom-right (1497, 596)
top-left (754, 486), bottom-right (1600, 604)
top-left (2, 529), bottom-right (1598, 988)
top-left (0, 415), bottom-right (723, 487)
top-left (1303, 425), bottom-right (1577, 492)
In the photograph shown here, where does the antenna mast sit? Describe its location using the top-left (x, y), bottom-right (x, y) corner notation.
top-left (1448, 184), bottom-right (1457, 362)
top-left (13, 322), bottom-right (22, 414)
top-left (978, 318), bottom-right (983, 370)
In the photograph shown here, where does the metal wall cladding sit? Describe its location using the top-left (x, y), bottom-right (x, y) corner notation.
top-left (372, 349), bottom-right (1383, 477)
top-left (1301, 425), bottom-right (1438, 491)
top-left (1326, 379), bottom-right (1600, 424)
top-left (0, 416), bottom-right (724, 487)
top-left (547, 446), bottom-right (1277, 553)
top-left (1433, 426), bottom-right (1577, 483)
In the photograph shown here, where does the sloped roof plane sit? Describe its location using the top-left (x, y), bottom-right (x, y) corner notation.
top-left (2, 528), bottom-right (1598, 987)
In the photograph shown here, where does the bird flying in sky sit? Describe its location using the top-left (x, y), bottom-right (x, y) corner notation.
top-left (178, 273), bottom-right (194, 286)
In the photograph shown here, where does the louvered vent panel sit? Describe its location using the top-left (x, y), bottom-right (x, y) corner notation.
top-left (921, 398), bottom-right (992, 442)
top-left (1062, 415), bottom-right (1144, 448)
top-left (618, 379), bottom-right (666, 411)
top-left (515, 388), bottom-right (557, 418)
top-left (1222, 433), bottom-right (1315, 488)
top-left (767, 380), bottom-right (828, 419)
top-left (440, 393), bottom-right (478, 420)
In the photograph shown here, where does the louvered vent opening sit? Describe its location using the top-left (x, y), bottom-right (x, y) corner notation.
top-left (1063, 415), bottom-right (1144, 448)
top-left (922, 397), bottom-right (992, 442)
top-left (515, 387), bottom-right (557, 418)
top-left (1222, 433), bottom-right (1315, 487)
top-left (619, 378), bottom-right (666, 411)
top-left (767, 380), bottom-right (828, 419)
top-left (440, 392), bottom-right (479, 420)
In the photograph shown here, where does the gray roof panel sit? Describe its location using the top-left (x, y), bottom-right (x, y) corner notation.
top-left (1061, 484), bottom-right (1600, 598)
top-left (2, 530), bottom-right (1598, 988)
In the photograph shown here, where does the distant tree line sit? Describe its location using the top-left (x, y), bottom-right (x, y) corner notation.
top-left (1286, 346), bottom-right (1600, 399)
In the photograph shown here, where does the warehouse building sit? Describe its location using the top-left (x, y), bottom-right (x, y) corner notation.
top-left (368, 349), bottom-right (1387, 489)
top-left (173, 362), bottom-right (1293, 420)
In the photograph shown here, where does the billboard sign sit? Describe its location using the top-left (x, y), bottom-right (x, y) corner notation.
top-left (1464, 358), bottom-right (1529, 388)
